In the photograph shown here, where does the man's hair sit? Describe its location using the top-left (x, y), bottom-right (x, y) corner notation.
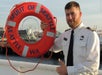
top-left (65, 1), bottom-right (81, 10)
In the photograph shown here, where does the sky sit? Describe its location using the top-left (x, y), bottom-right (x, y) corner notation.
top-left (0, 0), bottom-right (102, 32)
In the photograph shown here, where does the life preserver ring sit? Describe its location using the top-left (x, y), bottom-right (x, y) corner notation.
top-left (5, 2), bottom-right (56, 58)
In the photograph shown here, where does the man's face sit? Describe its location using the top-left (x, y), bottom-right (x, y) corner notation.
top-left (65, 7), bottom-right (82, 29)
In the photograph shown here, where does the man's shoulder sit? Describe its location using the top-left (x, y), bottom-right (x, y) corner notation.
top-left (64, 28), bottom-right (71, 32)
top-left (83, 27), bottom-right (97, 36)
top-left (81, 27), bottom-right (96, 33)
top-left (85, 27), bottom-right (95, 32)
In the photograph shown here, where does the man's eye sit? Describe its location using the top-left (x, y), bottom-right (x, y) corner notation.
top-left (71, 12), bottom-right (74, 15)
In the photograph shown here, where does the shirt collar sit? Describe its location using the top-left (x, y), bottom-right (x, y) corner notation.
top-left (71, 22), bottom-right (85, 34)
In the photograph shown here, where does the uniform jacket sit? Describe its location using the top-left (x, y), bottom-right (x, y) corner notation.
top-left (52, 23), bottom-right (100, 75)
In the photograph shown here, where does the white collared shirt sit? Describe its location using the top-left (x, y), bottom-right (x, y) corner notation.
top-left (53, 23), bottom-right (100, 75)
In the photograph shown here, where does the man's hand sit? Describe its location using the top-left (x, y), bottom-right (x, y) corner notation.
top-left (56, 59), bottom-right (68, 75)
top-left (40, 21), bottom-right (48, 31)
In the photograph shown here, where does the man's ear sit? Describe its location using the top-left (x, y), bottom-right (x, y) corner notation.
top-left (80, 11), bottom-right (82, 17)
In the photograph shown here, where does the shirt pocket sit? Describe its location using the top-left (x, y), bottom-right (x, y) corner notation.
top-left (62, 39), bottom-right (69, 54)
top-left (77, 41), bottom-right (87, 58)
top-left (62, 40), bottom-right (68, 47)
top-left (79, 41), bottom-right (86, 47)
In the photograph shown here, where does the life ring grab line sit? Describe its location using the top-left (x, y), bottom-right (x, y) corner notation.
top-left (5, 2), bottom-right (56, 57)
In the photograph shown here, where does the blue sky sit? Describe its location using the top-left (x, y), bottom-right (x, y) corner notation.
top-left (0, 0), bottom-right (102, 32)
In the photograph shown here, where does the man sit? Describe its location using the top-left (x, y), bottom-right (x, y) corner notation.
top-left (41, 1), bottom-right (100, 75)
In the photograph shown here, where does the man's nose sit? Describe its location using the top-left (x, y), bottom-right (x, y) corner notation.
top-left (68, 14), bottom-right (73, 20)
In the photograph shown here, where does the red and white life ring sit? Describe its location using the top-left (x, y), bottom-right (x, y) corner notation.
top-left (5, 2), bottom-right (56, 58)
